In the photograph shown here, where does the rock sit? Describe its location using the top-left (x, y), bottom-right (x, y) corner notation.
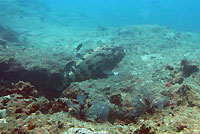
top-left (181, 59), bottom-right (199, 77)
top-left (0, 25), bottom-right (20, 43)
top-left (109, 94), bottom-right (123, 106)
top-left (66, 127), bottom-right (108, 134)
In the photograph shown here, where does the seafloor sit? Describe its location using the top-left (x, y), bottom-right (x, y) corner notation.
top-left (1, 1), bottom-right (200, 134)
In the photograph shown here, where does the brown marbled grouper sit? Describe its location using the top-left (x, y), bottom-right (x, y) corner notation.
top-left (57, 45), bottom-right (126, 91)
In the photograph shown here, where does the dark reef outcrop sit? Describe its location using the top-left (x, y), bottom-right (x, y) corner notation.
top-left (181, 59), bottom-right (199, 77)
top-left (0, 59), bottom-right (63, 98)
top-left (0, 25), bottom-right (20, 43)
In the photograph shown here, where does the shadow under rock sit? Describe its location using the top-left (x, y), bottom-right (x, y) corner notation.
top-left (0, 60), bottom-right (64, 99)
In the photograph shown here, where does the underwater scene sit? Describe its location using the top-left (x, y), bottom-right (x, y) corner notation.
top-left (0, 0), bottom-right (200, 133)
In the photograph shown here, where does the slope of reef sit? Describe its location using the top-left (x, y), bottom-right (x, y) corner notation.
top-left (0, 24), bottom-right (200, 133)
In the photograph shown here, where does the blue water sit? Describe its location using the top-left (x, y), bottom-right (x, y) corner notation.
top-left (45, 0), bottom-right (200, 32)
top-left (1, 0), bottom-right (200, 32)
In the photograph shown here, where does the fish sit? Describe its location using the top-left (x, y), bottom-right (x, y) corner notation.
top-left (76, 43), bottom-right (83, 51)
top-left (59, 45), bottom-right (125, 90)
